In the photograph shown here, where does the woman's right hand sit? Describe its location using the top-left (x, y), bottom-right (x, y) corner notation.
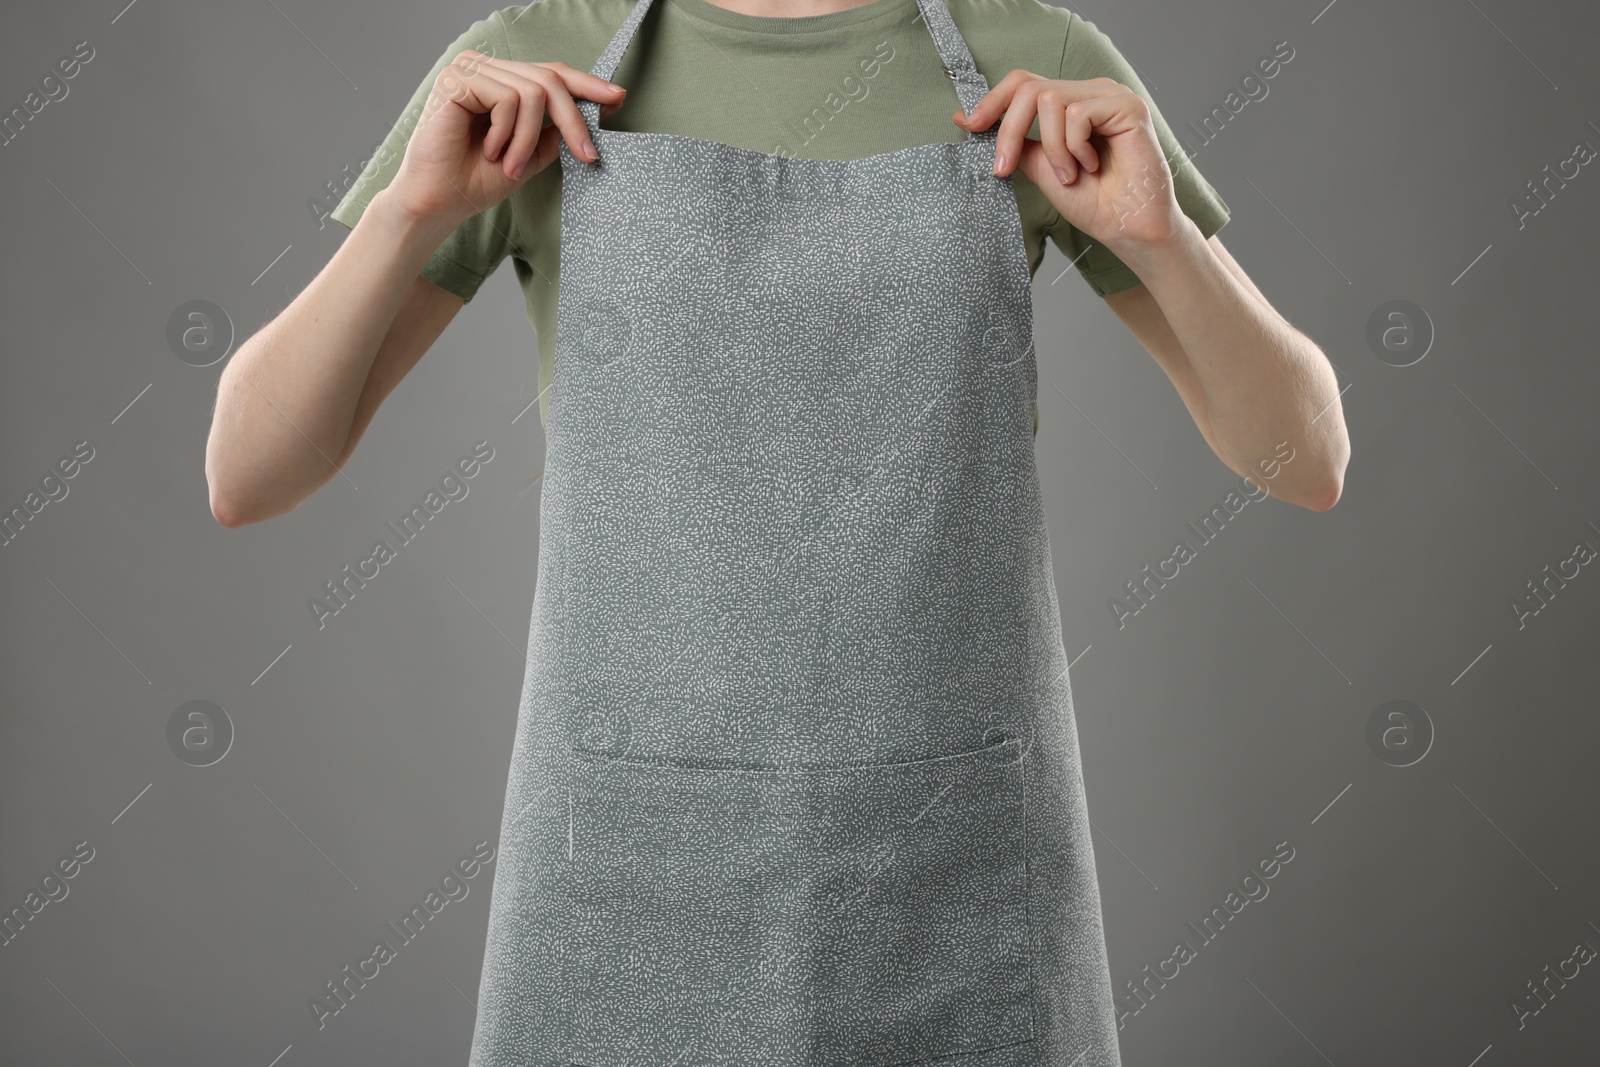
top-left (387, 52), bottom-right (627, 228)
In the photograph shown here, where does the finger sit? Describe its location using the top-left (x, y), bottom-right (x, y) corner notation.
top-left (1034, 89), bottom-right (1076, 185)
top-left (1064, 88), bottom-right (1149, 168)
top-left (478, 57), bottom-right (626, 165)
top-left (537, 70), bottom-right (599, 163)
top-left (991, 79), bottom-right (1043, 175)
top-left (499, 77), bottom-right (549, 178)
top-left (478, 58), bottom-right (628, 133)
top-left (540, 59), bottom-right (631, 110)
top-left (955, 68), bottom-right (1033, 133)
top-left (481, 66), bottom-right (596, 178)
top-left (456, 60), bottom-right (551, 176)
top-left (525, 123), bottom-right (566, 179)
top-left (1015, 140), bottom-right (1069, 202)
top-left (434, 51), bottom-right (523, 163)
top-left (1059, 97), bottom-right (1099, 174)
top-left (466, 58), bottom-right (584, 164)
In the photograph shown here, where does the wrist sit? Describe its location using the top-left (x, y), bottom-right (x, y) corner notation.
top-left (367, 186), bottom-right (464, 253)
top-left (1099, 212), bottom-right (1206, 282)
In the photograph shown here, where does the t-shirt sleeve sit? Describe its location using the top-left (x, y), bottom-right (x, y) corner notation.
top-left (326, 9), bottom-right (521, 304)
top-left (1045, 11), bottom-right (1232, 298)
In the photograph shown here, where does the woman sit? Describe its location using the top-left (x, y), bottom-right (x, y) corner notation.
top-left (206, 1), bottom-right (1348, 1064)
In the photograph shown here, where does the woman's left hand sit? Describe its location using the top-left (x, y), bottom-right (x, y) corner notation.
top-left (954, 70), bottom-right (1184, 249)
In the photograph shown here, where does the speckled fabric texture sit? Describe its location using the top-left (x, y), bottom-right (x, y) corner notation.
top-left (466, 0), bottom-right (1121, 1064)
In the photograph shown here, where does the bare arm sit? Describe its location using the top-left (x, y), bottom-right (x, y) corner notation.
top-left (205, 51), bottom-right (625, 527)
top-left (1100, 233), bottom-right (1347, 510)
top-left (1098, 223), bottom-right (1348, 512)
top-left (205, 194), bottom-right (463, 527)
top-left (968, 70), bottom-right (1350, 512)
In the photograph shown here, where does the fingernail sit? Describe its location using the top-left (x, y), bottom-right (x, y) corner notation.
top-left (993, 148), bottom-right (1007, 173)
top-left (1055, 166), bottom-right (1070, 184)
top-left (512, 158), bottom-right (527, 179)
top-left (583, 138), bottom-right (596, 160)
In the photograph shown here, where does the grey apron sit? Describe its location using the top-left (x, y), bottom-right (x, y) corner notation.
top-left (468, 1), bottom-right (1121, 1064)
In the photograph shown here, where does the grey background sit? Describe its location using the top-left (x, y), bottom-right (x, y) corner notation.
top-left (2, 0), bottom-right (1597, 1065)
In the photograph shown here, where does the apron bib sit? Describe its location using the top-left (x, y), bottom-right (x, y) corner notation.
top-left (468, 1), bottom-right (1121, 1064)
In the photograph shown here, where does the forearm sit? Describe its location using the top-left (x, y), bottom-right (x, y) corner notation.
top-left (1107, 218), bottom-right (1349, 510)
top-left (206, 188), bottom-right (457, 525)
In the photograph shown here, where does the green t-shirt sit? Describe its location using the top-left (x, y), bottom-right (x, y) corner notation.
top-left (331, 0), bottom-right (1231, 428)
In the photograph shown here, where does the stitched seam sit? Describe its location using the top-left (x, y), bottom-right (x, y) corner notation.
top-left (429, 246), bottom-right (491, 286)
top-left (1056, 5), bottom-right (1073, 85)
top-left (1077, 258), bottom-right (1134, 280)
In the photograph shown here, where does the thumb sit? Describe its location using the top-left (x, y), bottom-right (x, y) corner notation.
top-left (1013, 139), bottom-right (1064, 191)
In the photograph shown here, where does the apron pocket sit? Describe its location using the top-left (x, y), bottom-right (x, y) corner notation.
top-left (560, 738), bottom-right (1035, 1067)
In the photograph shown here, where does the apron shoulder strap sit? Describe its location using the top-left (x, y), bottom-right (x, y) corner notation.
top-left (912, 0), bottom-right (992, 115)
top-left (585, 0), bottom-right (660, 97)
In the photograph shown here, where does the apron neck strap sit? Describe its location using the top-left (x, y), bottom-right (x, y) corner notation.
top-left (577, 0), bottom-right (994, 133)
top-left (909, 0), bottom-right (993, 116)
